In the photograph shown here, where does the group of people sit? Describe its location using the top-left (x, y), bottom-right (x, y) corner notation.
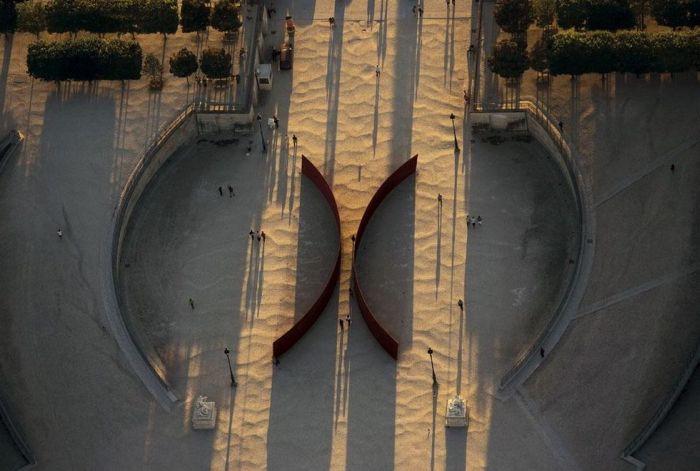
top-left (249, 229), bottom-right (266, 242)
top-left (467, 214), bottom-right (483, 228)
top-left (218, 185), bottom-right (235, 197)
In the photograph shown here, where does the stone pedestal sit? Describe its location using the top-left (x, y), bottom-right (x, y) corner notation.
top-left (192, 396), bottom-right (217, 430)
top-left (445, 396), bottom-right (469, 428)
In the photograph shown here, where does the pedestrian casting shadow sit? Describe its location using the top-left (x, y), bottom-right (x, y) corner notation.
top-left (266, 291), bottom-right (338, 471)
top-left (323, 0), bottom-right (346, 185)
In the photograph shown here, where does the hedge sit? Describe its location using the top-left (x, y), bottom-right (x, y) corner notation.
top-left (547, 30), bottom-right (700, 75)
top-left (27, 38), bottom-right (142, 81)
top-left (44, 0), bottom-right (178, 35)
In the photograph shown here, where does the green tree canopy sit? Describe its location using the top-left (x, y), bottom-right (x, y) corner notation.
top-left (534, 0), bottom-right (557, 26)
top-left (169, 47), bottom-right (198, 81)
top-left (495, 0), bottom-right (534, 33)
top-left (488, 39), bottom-right (530, 78)
top-left (17, 0), bottom-right (45, 37)
top-left (181, 0), bottom-right (210, 33)
top-left (586, 0), bottom-right (636, 30)
top-left (210, 0), bottom-right (241, 34)
top-left (556, 0), bottom-right (590, 29)
top-left (200, 47), bottom-right (231, 78)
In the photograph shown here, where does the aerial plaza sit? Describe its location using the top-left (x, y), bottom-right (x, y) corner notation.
top-left (0, 0), bottom-right (698, 470)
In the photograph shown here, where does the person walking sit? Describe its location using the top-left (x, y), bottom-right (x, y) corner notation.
top-left (457, 299), bottom-right (463, 311)
top-left (418, 6), bottom-right (424, 16)
top-left (670, 164), bottom-right (675, 172)
top-left (273, 116), bottom-right (279, 129)
top-left (261, 231), bottom-right (266, 242)
top-left (412, 4), bottom-right (417, 16)
top-left (189, 298), bottom-right (195, 309)
top-left (57, 228), bottom-right (63, 239)
top-left (228, 185), bottom-right (234, 197)
top-left (375, 64), bottom-right (380, 77)
top-left (346, 314), bottom-right (351, 325)
top-left (477, 215), bottom-right (483, 226)
top-left (218, 186), bottom-right (223, 196)
top-left (256, 230), bottom-right (261, 242)
top-left (249, 230), bottom-right (255, 240)
top-left (438, 193), bottom-right (443, 204)
top-left (292, 134), bottom-right (298, 150)
top-left (540, 347), bottom-right (545, 358)
top-left (558, 121), bottom-right (564, 132)
top-left (470, 216), bottom-right (476, 228)
top-left (329, 17), bottom-right (335, 28)
top-left (339, 318), bottom-right (344, 331)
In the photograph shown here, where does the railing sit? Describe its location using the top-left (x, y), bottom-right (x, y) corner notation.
top-left (621, 340), bottom-right (700, 468)
top-left (477, 99), bottom-right (594, 394)
top-left (106, 104), bottom-right (196, 409)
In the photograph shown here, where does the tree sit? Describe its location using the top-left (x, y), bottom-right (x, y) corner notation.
top-left (587, 31), bottom-right (617, 76)
top-left (651, 31), bottom-right (692, 73)
top-left (169, 47), bottom-right (198, 83)
top-left (586, 0), bottom-right (636, 30)
top-left (28, 38), bottom-right (142, 82)
top-left (534, 0), bottom-right (557, 27)
top-left (547, 31), bottom-right (592, 75)
top-left (530, 34), bottom-right (551, 76)
top-left (556, 0), bottom-right (589, 29)
top-left (17, 0), bottom-right (44, 37)
top-left (181, 0), bottom-right (209, 33)
top-left (495, 0), bottom-right (534, 34)
top-left (210, 0), bottom-right (241, 36)
top-left (614, 31), bottom-right (654, 75)
top-left (200, 47), bottom-right (231, 78)
top-left (488, 39), bottom-right (530, 78)
top-left (140, 0), bottom-right (179, 37)
top-left (143, 53), bottom-right (164, 89)
top-left (650, 0), bottom-right (688, 28)
top-left (0, 0), bottom-right (18, 36)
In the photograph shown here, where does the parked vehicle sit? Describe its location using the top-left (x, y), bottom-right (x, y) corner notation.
top-left (279, 42), bottom-right (293, 70)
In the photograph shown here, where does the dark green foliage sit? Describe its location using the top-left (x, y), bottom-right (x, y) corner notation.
top-left (140, 0), bottom-right (179, 35)
top-left (547, 31), bottom-right (592, 74)
top-left (169, 47), bottom-right (198, 80)
top-left (650, 0), bottom-right (700, 28)
top-left (488, 39), bottom-right (530, 78)
top-left (547, 30), bottom-right (699, 76)
top-left (495, 0), bottom-right (534, 34)
top-left (586, 0), bottom-right (636, 30)
top-left (27, 38), bottom-right (142, 81)
top-left (200, 47), bottom-right (231, 78)
top-left (17, 1), bottom-right (45, 37)
top-left (43, 0), bottom-right (178, 35)
top-left (534, 0), bottom-right (557, 27)
top-left (0, 0), bottom-right (18, 35)
top-left (652, 31), bottom-right (693, 72)
top-left (614, 31), bottom-right (655, 74)
top-left (556, 0), bottom-right (589, 29)
top-left (210, 0), bottom-right (241, 34)
top-left (181, 0), bottom-right (209, 33)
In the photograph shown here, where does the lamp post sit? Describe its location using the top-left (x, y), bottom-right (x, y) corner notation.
top-left (427, 347), bottom-right (438, 386)
top-left (450, 113), bottom-right (460, 152)
top-left (224, 347), bottom-right (237, 387)
top-left (256, 113), bottom-right (266, 152)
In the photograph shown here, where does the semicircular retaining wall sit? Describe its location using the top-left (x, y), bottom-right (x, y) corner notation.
top-left (272, 156), bottom-right (341, 359)
top-left (352, 155), bottom-right (418, 361)
top-left (101, 105), bottom-right (197, 410)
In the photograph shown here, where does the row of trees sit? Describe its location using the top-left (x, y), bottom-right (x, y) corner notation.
top-left (498, 0), bottom-right (700, 33)
top-left (488, 30), bottom-right (700, 78)
top-left (1, 0), bottom-right (241, 37)
top-left (27, 38), bottom-right (142, 81)
top-left (547, 30), bottom-right (700, 75)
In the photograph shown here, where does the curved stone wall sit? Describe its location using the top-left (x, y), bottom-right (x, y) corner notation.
top-left (101, 106), bottom-right (197, 409)
top-left (478, 103), bottom-right (595, 395)
top-left (272, 156), bottom-right (342, 359)
top-left (352, 155), bottom-right (418, 361)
